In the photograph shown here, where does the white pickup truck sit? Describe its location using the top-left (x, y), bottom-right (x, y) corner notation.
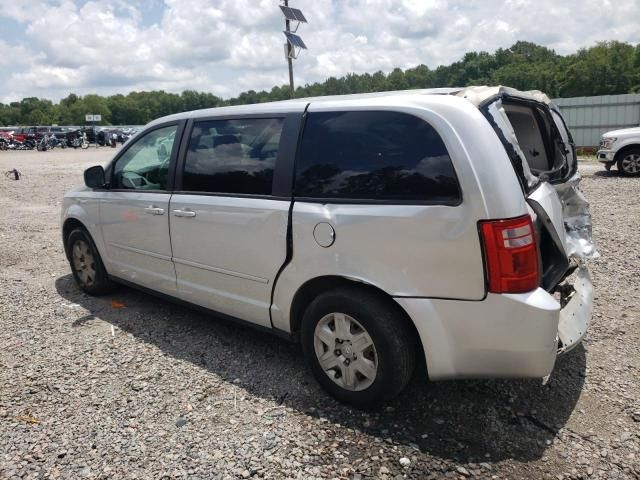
top-left (597, 126), bottom-right (640, 175)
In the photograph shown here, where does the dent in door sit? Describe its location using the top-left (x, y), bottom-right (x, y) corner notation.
top-left (170, 196), bottom-right (289, 327)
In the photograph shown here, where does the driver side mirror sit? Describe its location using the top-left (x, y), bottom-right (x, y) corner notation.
top-left (84, 165), bottom-right (106, 188)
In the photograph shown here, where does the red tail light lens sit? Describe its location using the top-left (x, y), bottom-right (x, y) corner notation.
top-left (479, 215), bottom-right (540, 294)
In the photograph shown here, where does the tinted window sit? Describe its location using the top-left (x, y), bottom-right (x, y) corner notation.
top-left (112, 124), bottom-right (177, 190)
top-left (295, 111), bottom-right (460, 202)
top-left (182, 118), bottom-right (283, 195)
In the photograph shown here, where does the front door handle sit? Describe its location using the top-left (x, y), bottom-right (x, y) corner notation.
top-left (144, 205), bottom-right (165, 215)
top-left (172, 208), bottom-right (197, 218)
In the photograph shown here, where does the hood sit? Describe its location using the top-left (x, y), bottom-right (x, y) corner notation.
top-left (602, 126), bottom-right (640, 137)
top-left (64, 185), bottom-right (91, 197)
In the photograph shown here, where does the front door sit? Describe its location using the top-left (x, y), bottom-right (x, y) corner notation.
top-left (99, 123), bottom-right (181, 295)
top-left (169, 116), bottom-right (293, 327)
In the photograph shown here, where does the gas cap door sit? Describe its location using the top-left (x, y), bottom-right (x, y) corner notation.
top-left (313, 222), bottom-right (335, 248)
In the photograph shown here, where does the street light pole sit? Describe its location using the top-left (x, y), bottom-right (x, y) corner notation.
top-left (284, 0), bottom-right (295, 98)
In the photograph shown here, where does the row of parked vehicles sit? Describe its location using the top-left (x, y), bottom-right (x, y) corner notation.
top-left (0, 126), bottom-right (139, 151)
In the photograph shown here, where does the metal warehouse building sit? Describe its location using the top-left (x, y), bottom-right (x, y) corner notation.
top-left (554, 93), bottom-right (640, 148)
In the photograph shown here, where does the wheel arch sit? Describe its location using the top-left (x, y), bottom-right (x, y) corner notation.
top-left (62, 217), bottom-right (88, 260)
top-left (614, 143), bottom-right (640, 162)
top-left (288, 275), bottom-right (427, 371)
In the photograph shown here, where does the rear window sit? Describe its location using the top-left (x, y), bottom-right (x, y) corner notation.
top-left (294, 111), bottom-right (460, 203)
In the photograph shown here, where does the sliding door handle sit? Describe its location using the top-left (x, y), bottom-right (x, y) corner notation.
top-left (144, 205), bottom-right (165, 215)
top-left (172, 208), bottom-right (197, 218)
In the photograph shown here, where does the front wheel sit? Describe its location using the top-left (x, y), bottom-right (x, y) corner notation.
top-left (301, 287), bottom-right (417, 408)
top-left (617, 148), bottom-right (640, 176)
top-left (66, 228), bottom-right (117, 295)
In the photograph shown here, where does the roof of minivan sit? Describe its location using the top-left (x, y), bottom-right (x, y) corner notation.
top-left (148, 85), bottom-right (553, 127)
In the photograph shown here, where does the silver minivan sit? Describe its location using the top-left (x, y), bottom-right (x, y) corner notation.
top-left (62, 86), bottom-right (596, 407)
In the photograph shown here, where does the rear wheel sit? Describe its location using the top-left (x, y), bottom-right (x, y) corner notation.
top-left (66, 228), bottom-right (116, 295)
top-left (301, 287), bottom-right (416, 408)
top-left (617, 148), bottom-right (640, 176)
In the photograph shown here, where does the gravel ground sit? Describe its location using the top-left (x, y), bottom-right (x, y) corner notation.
top-left (0, 149), bottom-right (638, 480)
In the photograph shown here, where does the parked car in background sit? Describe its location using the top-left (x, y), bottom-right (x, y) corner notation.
top-left (61, 86), bottom-right (596, 407)
top-left (0, 127), bottom-right (17, 136)
top-left (13, 126), bottom-right (68, 143)
top-left (12, 126), bottom-right (37, 143)
top-left (597, 126), bottom-right (640, 175)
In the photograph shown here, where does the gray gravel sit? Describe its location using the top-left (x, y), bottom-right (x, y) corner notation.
top-left (1, 150), bottom-right (639, 479)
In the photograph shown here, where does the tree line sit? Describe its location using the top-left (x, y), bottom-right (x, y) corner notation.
top-left (1, 40), bottom-right (639, 127)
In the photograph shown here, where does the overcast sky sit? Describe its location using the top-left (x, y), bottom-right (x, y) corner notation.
top-left (0, 0), bottom-right (639, 103)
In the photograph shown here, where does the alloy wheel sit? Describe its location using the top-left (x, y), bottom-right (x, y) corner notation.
top-left (621, 153), bottom-right (640, 174)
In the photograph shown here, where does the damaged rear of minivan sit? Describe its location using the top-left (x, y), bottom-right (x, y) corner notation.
top-left (465, 86), bottom-right (597, 356)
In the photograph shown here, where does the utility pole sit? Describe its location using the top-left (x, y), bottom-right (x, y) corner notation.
top-left (284, 0), bottom-right (295, 98)
top-left (280, 1), bottom-right (307, 100)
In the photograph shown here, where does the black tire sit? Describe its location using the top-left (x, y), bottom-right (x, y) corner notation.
top-left (616, 147), bottom-right (640, 176)
top-left (66, 228), bottom-right (117, 295)
top-left (301, 287), bottom-right (417, 408)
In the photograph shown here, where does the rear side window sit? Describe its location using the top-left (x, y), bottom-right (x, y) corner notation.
top-left (295, 111), bottom-right (460, 203)
top-left (182, 118), bottom-right (284, 195)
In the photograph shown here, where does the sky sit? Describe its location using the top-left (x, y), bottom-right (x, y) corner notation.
top-left (0, 0), bottom-right (639, 103)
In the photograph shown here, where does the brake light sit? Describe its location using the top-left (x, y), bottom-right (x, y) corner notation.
top-left (479, 215), bottom-right (539, 293)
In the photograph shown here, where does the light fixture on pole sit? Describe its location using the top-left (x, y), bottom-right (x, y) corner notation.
top-left (280, 1), bottom-right (308, 99)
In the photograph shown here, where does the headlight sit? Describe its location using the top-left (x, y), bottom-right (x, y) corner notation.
top-left (601, 137), bottom-right (617, 149)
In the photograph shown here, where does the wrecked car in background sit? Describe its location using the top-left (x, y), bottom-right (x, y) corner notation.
top-left (61, 86), bottom-right (597, 407)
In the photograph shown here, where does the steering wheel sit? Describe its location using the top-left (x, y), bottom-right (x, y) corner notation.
top-left (121, 171), bottom-right (150, 189)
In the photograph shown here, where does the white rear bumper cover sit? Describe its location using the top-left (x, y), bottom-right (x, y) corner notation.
top-left (395, 267), bottom-right (593, 380)
top-left (557, 266), bottom-right (592, 354)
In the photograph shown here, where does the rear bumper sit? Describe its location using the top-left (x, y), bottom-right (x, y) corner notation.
top-left (395, 269), bottom-right (593, 380)
top-left (557, 266), bottom-right (592, 354)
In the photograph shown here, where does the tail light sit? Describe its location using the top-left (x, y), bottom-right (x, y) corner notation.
top-left (479, 215), bottom-right (540, 294)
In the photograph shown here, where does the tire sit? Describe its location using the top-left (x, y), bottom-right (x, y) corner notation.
top-left (616, 147), bottom-right (640, 176)
top-left (301, 287), bottom-right (417, 408)
top-left (66, 228), bottom-right (117, 295)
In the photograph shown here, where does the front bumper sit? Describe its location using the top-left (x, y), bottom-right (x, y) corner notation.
top-left (395, 268), bottom-right (593, 380)
top-left (597, 149), bottom-right (616, 163)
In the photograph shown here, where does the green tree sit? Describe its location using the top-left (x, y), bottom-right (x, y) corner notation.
top-left (1, 40), bottom-right (639, 126)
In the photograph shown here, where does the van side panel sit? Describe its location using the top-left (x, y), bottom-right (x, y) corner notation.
top-left (271, 96), bottom-right (529, 333)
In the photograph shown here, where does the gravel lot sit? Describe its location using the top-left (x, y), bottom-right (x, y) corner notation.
top-left (1, 149), bottom-right (638, 480)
